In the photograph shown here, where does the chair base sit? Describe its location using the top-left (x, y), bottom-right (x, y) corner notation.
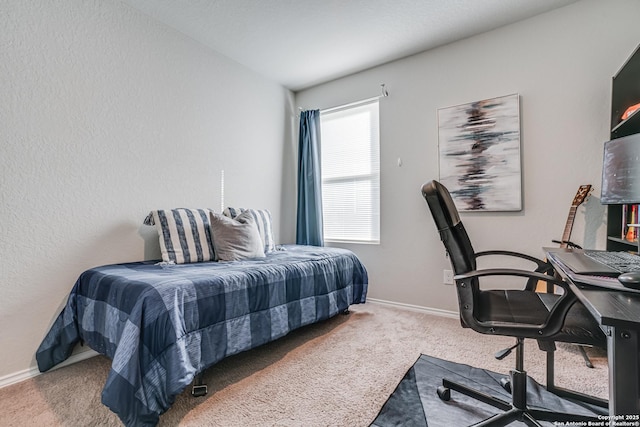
top-left (437, 370), bottom-right (602, 427)
top-left (470, 407), bottom-right (595, 427)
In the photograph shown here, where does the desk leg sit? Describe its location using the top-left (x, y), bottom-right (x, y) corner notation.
top-left (608, 326), bottom-right (640, 416)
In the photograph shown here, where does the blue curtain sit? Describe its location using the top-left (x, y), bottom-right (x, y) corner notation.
top-left (296, 110), bottom-right (324, 246)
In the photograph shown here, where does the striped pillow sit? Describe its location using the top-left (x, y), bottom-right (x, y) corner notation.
top-left (143, 208), bottom-right (215, 264)
top-left (223, 207), bottom-right (276, 253)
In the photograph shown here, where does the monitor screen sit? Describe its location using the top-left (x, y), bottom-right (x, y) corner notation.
top-left (601, 133), bottom-right (640, 204)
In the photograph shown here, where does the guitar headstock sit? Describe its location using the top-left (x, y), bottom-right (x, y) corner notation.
top-left (572, 184), bottom-right (593, 207)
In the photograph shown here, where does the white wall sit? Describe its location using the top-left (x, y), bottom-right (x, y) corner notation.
top-left (296, 0), bottom-right (640, 312)
top-left (0, 0), bottom-right (293, 380)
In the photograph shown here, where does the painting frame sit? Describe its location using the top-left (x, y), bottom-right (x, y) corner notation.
top-left (437, 93), bottom-right (522, 212)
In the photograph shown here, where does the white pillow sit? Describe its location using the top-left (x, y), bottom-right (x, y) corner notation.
top-left (144, 209), bottom-right (215, 264)
top-left (223, 207), bottom-right (276, 253)
top-left (209, 212), bottom-right (265, 261)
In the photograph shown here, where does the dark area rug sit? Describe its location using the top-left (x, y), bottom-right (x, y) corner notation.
top-left (370, 354), bottom-right (606, 427)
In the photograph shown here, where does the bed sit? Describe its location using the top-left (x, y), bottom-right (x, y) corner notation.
top-left (36, 245), bottom-right (368, 426)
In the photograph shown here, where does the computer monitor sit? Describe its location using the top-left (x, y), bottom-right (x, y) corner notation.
top-left (601, 132), bottom-right (640, 204)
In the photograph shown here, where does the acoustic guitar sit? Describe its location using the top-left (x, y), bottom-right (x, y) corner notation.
top-left (553, 184), bottom-right (592, 249)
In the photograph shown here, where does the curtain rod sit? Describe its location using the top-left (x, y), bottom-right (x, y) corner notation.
top-left (298, 84), bottom-right (389, 115)
top-left (321, 84), bottom-right (389, 114)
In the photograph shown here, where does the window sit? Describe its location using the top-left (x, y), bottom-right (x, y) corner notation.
top-left (320, 99), bottom-right (380, 243)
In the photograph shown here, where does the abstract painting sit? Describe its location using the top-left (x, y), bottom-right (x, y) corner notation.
top-left (438, 94), bottom-right (521, 211)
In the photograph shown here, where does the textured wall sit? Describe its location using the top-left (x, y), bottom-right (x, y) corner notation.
top-left (296, 0), bottom-right (640, 312)
top-left (0, 0), bottom-right (291, 379)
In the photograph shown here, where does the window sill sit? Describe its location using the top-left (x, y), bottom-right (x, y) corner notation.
top-left (325, 239), bottom-right (380, 245)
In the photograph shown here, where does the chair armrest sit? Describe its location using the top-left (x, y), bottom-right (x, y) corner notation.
top-left (475, 250), bottom-right (551, 271)
top-left (454, 268), bottom-right (568, 292)
top-left (474, 251), bottom-right (555, 290)
top-left (454, 268), bottom-right (576, 338)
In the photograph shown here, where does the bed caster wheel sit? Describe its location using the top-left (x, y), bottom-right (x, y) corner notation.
top-left (500, 377), bottom-right (511, 393)
top-left (191, 384), bottom-right (208, 397)
top-left (437, 386), bottom-right (451, 401)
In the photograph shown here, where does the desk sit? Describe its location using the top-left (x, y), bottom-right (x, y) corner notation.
top-left (546, 248), bottom-right (640, 417)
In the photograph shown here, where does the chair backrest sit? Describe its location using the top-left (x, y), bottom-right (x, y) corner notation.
top-left (421, 180), bottom-right (476, 275)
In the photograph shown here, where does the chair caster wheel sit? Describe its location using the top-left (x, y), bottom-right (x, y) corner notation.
top-left (500, 377), bottom-right (511, 393)
top-left (437, 386), bottom-right (451, 401)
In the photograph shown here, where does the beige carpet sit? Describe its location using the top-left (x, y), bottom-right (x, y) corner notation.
top-left (0, 303), bottom-right (608, 426)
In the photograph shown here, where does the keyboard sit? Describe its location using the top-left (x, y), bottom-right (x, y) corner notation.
top-left (584, 250), bottom-right (640, 273)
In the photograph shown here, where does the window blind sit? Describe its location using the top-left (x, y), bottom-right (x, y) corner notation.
top-left (320, 99), bottom-right (380, 243)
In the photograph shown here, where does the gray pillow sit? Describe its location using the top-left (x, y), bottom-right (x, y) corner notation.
top-left (209, 212), bottom-right (265, 261)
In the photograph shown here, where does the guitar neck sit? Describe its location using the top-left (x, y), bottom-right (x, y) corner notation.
top-left (560, 206), bottom-right (578, 248)
top-left (558, 185), bottom-right (591, 249)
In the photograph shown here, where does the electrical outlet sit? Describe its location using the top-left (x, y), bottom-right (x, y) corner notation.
top-left (443, 269), bottom-right (454, 285)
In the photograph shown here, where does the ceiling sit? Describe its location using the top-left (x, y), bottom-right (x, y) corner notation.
top-left (121, 0), bottom-right (579, 91)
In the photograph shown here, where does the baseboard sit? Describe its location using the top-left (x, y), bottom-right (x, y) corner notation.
top-left (0, 349), bottom-right (99, 389)
top-left (367, 298), bottom-right (459, 319)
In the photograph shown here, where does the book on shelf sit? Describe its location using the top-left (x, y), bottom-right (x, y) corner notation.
top-left (624, 204), bottom-right (640, 242)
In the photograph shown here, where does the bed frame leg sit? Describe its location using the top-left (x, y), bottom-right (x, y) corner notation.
top-left (191, 372), bottom-right (208, 397)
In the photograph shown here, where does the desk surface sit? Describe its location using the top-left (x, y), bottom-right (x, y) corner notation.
top-left (546, 249), bottom-right (640, 330)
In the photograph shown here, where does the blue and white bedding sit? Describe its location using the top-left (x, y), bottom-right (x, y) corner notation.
top-left (36, 245), bottom-right (368, 426)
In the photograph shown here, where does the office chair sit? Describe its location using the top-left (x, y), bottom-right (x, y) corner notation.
top-left (422, 180), bottom-right (606, 426)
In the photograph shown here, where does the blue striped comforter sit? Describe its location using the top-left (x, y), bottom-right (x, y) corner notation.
top-left (36, 245), bottom-right (368, 426)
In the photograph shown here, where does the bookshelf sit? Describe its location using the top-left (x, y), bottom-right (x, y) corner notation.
top-left (606, 44), bottom-right (640, 253)
top-left (607, 204), bottom-right (639, 252)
